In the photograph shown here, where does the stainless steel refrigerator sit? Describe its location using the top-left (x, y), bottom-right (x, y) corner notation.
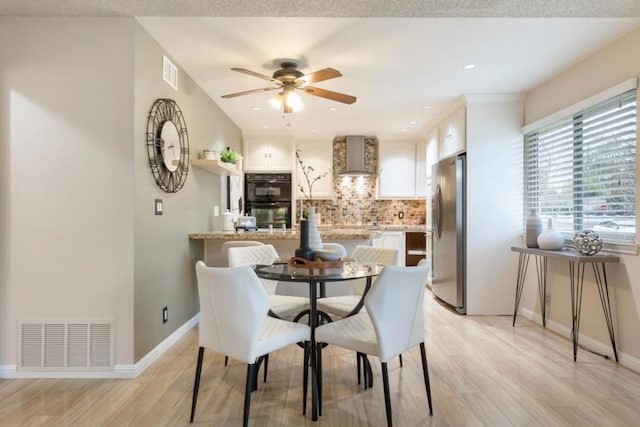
top-left (431, 153), bottom-right (466, 314)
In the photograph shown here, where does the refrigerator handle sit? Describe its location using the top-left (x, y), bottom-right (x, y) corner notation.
top-left (433, 184), bottom-right (443, 240)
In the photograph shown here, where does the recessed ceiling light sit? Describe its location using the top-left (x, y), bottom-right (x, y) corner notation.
top-left (463, 64), bottom-right (475, 70)
top-left (423, 105), bottom-right (433, 110)
top-left (401, 128), bottom-right (408, 132)
top-left (328, 107), bottom-right (337, 111)
top-left (251, 106), bottom-right (261, 111)
top-left (408, 121), bottom-right (417, 125)
top-left (262, 125), bottom-right (269, 129)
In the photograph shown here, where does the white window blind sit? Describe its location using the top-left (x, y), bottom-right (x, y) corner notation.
top-left (524, 89), bottom-right (637, 245)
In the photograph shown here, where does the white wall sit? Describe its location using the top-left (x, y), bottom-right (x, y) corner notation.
top-left (0, 17), bottom-right (244, 370)
top-left (133, 22), bottom-right (242, 361)
top-left (465, 96), bottom-right (524, 315)
top-left (0, 17), bottom-right (136, 365)
top-left (522, 26), bottom-right (640, 362)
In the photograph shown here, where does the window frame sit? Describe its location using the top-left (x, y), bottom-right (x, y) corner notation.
top-left (523, 84), bottom-right (638, 254)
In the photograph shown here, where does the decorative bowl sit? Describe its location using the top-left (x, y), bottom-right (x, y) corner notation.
top-left (573, 230), bottom-right (602, 255)
top-left (315, 249), bottom-right (342, 262)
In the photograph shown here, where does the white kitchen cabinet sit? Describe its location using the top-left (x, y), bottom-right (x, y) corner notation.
top-left (415, 140), bottom-right (427, 197)
top-left (295, 139), bottom-right (333, 200)
top-left (371, 230), bottom-right (406, 266)
top-left (378, 139), bottom-right (426, 199)
top-left (243, 137), bottom-right (293, 171)
top-left (438, 106), bottom-right (466, 160)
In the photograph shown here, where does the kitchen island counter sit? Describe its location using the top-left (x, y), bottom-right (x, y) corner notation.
top-left (189, 224), bottom-right (426, 241)
top-left (189, 228), bottom-right (372, 241)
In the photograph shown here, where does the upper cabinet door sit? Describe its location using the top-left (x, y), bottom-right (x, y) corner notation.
top-left (378, 139), bottom-right (417, 199)
top-left (415, 140), bottom-right (428, 198)
top-left (243, 137), bottom-right (293, 171)
top-left (295, 139), bottom-right (334, 200)
top-left (438, 106), bottom-right (466, 160)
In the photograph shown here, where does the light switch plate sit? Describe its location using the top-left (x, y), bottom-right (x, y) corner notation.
top-left (155, 199), bottom-right (163, 215)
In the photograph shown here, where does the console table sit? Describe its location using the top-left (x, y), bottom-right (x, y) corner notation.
top-left (510, 246), bottom-right (620, 362)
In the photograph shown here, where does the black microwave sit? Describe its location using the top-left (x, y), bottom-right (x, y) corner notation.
top-left (245, 173), bottom-right (292, 203)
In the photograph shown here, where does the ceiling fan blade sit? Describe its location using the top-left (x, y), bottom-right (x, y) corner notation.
top-left (221, 87), bottom-right (279, 99)
top-left (303, 86), bottom-right (357, 104)
top-left (231, 67), bottom-right (278, 83)
top-left (298, 68), bottom-right (342, 85)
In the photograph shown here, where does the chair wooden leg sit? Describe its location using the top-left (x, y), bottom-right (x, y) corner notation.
top-left (303, 341), bottom-right (310, 415)
top-left (365, 355), bottom-right (374, 389)
top-left (263, 354), bottom-right (269, 383)
top-left (317, 342), bottom-right (323, 416)
top-left (225, 355), bottom-right (228, 366)
top-left (419, 342), bottom-right (433, 415)
top-left (189, 346), bottom-right (205, 423)
top-left (244, 364), bottom-right (255, 427)
top-left (381, 362), bottom-right (393, 427)
top-left (398, 354), bottom-right (403, 367)
top-left (357, 352), bottom-right (362, 385)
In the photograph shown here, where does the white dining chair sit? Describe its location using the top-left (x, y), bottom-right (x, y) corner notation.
top-left (227, 244), bottom-right (310, 320)
top-left (316, 245), bottom-right (397, 318)
top-left (315, 263), bottom-right (432, 427)
top-left (190, 262), bottom-right (310, 426)
top-left (219, 241), bottom-right (265, 367)
top-left (316, 245), bottom-right (399, 387)
top-left (221, 240), bottom-right (264, 264)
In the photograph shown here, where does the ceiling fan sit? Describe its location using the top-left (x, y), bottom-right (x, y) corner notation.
top-left (221, 61), bottom-right (357, 113)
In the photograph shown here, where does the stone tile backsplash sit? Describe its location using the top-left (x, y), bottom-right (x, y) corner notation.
top-left (300, 136), bottom-right (426, 225)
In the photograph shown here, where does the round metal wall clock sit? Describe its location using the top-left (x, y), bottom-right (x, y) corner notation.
top-left (146, 98), bottom-right (190, 193)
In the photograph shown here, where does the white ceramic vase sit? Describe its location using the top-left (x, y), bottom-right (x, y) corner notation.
top-left (525, 209), bottom-right (543, 248)
top-left (307, 206), bottom-right (323, 251)
top-left (537, 218), bottom-right (564, 250)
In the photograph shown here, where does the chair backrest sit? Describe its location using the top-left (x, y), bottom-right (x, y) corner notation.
top-left (364, 263), bottom-right (430, 362)
top-left (227, 244), bottom-right (280, 294)
top-left (221, 241), bottom-right (264, 266)
top-left (195, 261), bottom-right (270, 363)
top-left (350, 245), bottom-right (398, 295)
top-left (322, 243), bottom-right (347, 258)
top-left (351, 245), bottom-right (397, 265)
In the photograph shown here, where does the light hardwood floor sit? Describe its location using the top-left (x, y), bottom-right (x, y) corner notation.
top-left (1, 289), bottom-right (639, 426)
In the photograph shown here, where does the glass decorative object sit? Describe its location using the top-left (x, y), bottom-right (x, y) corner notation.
top-left (573, 230), bottom-right (603, 255)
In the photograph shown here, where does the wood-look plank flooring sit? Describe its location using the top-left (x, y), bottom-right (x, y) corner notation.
top-left (1, 289), bottom-right (639, 426)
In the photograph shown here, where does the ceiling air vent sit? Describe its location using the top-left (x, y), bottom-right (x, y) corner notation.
top-left (163, 55), bottom-right (178, 91)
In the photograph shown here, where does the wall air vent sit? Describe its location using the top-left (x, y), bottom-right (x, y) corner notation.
top-left (163, 55), bottom-right (178, 91)
top-left (18, 320), bottom-right (114, 370)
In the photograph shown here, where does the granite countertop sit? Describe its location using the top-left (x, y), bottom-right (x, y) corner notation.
top-left (189, 224), bottom-right (427, 240)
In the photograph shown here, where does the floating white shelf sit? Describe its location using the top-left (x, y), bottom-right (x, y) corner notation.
top-left (191, 159), bottom-right (242, 176)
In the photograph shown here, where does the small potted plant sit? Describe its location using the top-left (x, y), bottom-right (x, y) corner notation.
top-left (220, 147), bottom-right (239, 164)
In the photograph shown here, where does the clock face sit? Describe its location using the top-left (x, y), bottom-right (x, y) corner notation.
top-left (146, 99), bottom-right (190, 193)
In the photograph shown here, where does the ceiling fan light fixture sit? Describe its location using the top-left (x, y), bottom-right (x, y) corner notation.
top-left (285, 90), bottom-right (304, 112)
top-left (269, 92), bottom-right (284, 110)
top-left (270, 89), bottom-right (304, 114)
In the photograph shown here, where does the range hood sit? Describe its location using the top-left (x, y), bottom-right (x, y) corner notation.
top-left (340, 135), bottom-right (373, 176)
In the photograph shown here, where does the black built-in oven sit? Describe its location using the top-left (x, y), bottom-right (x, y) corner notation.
top-left (245, 173), bottom-right (292, 228)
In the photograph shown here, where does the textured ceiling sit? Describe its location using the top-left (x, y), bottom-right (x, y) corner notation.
top-left (3, 2), bottom-right (640, 138)
top-left (2, 0), bottom-right (640, 17)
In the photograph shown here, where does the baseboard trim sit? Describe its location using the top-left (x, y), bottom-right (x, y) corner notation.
top-left (127, 313), bottom-right (200, 378)
top-left (0, 314), bottom-right (199, 379)
top-left (519, 307), bottom-right (640, 373)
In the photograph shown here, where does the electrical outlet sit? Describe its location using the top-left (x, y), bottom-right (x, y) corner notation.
top-left (398, 211), bottom-right (404, 219)
top-left (162, 306), bottom-right (168, 324)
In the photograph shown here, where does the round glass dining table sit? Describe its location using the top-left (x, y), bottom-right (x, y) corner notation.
top-left (254, 261), bottom-right (384, 421)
